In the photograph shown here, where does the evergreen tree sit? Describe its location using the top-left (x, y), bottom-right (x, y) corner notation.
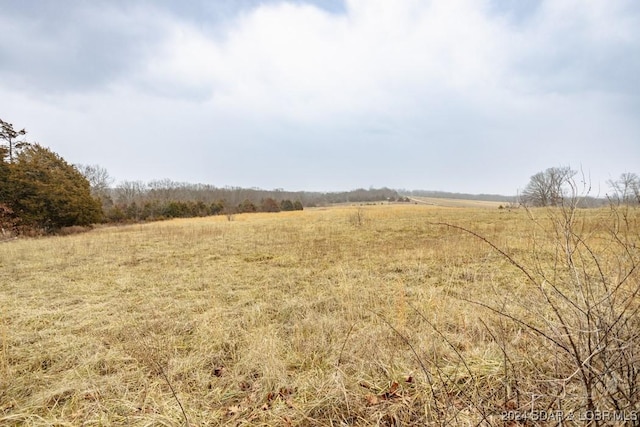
top-left (0, 147), bottom-right (10, 201)
top-left (261, 198), bottom-right (281, 212)
top-left (8, 144), bottom-right (102, 230)
top-left (280, 199), bottom-right (294, 211)
top-left (0, 119), bottom-right (28, 163)
top-left (237, 199), bottom-right (257, 213)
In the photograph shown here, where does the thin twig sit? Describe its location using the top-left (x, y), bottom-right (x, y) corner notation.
top-left (337, 322), bottom-right (356, 367)
top-left (152, 359), bottom-right (190, 427)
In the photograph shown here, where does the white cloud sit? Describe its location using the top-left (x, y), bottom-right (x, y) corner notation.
top-left (1, 0), bottom-right (638, 193)
top-left (141, 0), bottom-right (514, 120)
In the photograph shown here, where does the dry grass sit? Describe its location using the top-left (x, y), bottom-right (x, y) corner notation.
top-left (0, 204), bottom-right (637, 426)
top-left (409, 197), bottom-right (506, 209)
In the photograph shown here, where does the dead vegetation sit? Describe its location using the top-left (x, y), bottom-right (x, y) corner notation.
top-left (0, 204), bottom-right (638, 425)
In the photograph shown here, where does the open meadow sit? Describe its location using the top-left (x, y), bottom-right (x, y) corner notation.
top-left (1, 204), bottom-right (638, 426)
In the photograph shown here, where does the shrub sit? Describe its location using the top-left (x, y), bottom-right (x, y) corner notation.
top-left (280, 199), bottom-right (294, 211)
top-left (411, 191), bottom-right (640, 424)
top-left (237, 199), bottom-right (257, 213)
top-left (261, 198), bottom-right (281, 213)
top-left (5, 144), bottom-right (102, 231)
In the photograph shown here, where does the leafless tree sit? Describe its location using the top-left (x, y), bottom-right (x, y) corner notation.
top-left (608, 172), bottom-right (640, 205)
top-left (76, 164), bottom-right (114, 198)
top-left (115, 180), bottom-right (147, 205)
top-left (520, 166), bottom-right (576, 207)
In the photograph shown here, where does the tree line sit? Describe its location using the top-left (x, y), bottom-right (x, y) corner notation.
top-left (79, 168), bottom-right (402, 223)
top-left (3, 118), bottom-right (636, 235)
top-left (1, 119), bottom-right (402, 234)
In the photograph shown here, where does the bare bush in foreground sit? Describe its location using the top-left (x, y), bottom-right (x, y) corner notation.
top-left (423, 184), bottom-right (640, 425)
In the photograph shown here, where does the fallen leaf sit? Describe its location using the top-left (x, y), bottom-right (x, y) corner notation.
top-left (379, 381), bottom-right (401, 400)
top-left (388, 381), bottom-right (399, 395)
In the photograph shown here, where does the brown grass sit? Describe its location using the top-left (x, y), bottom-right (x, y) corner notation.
top-left (409, 197), bottom-right (507, 209)
top-left (0, 204), bottom-right (637, 425)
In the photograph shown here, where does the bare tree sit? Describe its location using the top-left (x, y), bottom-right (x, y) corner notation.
top-left (520, 166), bottom-right (576, 207)
top-left (607, 172), bottom-right (640, 205)
top-left (76, 164), bottom-right (114, 198)
top-left (115, 180), bottom-right (147, 205)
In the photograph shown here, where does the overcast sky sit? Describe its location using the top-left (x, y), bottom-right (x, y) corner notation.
top-left (1, 0), bottom-right (638, 194)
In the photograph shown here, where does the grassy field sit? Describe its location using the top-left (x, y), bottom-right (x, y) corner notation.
top-left (409, 197), bottom-right (507, 209)
top-left (1, 204), bottom-right (638, 426)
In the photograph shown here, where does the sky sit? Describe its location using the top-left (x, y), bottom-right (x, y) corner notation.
top-left (1, 0), bottom-right (639, 195)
